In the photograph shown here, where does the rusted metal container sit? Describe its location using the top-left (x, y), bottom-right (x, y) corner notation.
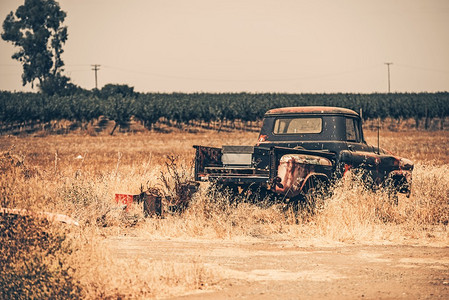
top-left (115, 192), bottom-right (162, 216)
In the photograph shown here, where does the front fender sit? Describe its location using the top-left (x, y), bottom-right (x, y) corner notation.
top-left (387, 169), bottom-right (413, 197)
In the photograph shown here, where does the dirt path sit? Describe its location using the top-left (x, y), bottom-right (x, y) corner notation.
top-left (106, 236), bottom-right (449, 299)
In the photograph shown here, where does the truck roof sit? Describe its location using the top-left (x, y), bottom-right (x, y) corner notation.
top-left (265, 106), bottom-right (359, 117)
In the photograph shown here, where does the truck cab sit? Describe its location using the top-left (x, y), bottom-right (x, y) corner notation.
top-left (257, 106), bottom-right (371, 154)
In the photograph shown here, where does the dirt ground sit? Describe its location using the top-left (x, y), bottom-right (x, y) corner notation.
top-left (106, 236), bottom-right (449, 299)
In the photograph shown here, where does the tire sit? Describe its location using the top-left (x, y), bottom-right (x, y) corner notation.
top-left (294, 177), bottom-right (330, 215)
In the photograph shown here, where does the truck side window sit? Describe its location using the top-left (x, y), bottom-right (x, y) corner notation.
top-left (355, 119), bottom-right (361, 142)
top-left (346, 118), bottom-right (360, 142)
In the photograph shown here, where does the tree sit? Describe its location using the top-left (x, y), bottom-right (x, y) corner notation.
top-left (1, 0), bottom-right (69, 92)
top-left (98, 84), bottom-right (135, 99)
top-left (103, 95), bottom-right (135, 135)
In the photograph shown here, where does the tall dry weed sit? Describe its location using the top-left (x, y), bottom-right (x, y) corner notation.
top-left (138, 163), bottom-right (449, 244)
top-left (139, 184), bottom-right (288, 239)
top-left (303, 164), bottom-right (449, 242)
top-left (405, 163), bottom-right (449, 225)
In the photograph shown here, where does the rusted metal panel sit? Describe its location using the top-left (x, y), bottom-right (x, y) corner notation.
top-left (194, 145), bottom-right (222, 181)
top-left (339, 151), bottom-right (414, 173)
top-left (115, 194), bottom-right (134, 210)
top-left (275, 154), bottom-right (332, 197)
top-left (265, 106), bottom-right (359, 116)
top-left (140, 192), bottom-right (162, 217)
top-left (339, 150), bottom-right (414, 195)
top-left (115, 190), bottom-right (162, 216)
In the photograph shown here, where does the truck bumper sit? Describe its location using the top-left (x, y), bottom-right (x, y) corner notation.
top-left (199, 174), bottom-right (270, 185)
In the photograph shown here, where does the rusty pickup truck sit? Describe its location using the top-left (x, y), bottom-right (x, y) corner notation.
top-left (194, 106), bottom-right (413, 204)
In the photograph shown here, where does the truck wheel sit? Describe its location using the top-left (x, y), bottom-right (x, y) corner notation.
top-left (297, 177), bottom-right (329, 215)
top-left (287, 193), bottom-right (316, 220)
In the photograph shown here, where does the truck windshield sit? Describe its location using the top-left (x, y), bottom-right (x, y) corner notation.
top-left (273, 117), bottom-right (322, 134)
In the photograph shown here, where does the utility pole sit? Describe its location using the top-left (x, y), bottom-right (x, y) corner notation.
top-left (91, 64), bottom-right (101, 89)
top-left (384, 62), bottom-right (393, 93)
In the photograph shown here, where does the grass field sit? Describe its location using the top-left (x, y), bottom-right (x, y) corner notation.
top-left (1, 127), bottom-right (448, 298)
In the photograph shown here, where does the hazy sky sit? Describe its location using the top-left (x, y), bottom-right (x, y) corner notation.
top-left (1, 0), bottom-right (448, 93)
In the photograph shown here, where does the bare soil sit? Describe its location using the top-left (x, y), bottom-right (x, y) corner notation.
top-left (106, 236), bottom-right (449, 299)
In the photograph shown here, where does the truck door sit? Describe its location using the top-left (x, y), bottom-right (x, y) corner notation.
top-left (345, 117), bottom-right (383, 184)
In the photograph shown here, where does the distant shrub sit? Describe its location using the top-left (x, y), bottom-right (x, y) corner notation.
top-left (0, 215), bottom-right (83, 299)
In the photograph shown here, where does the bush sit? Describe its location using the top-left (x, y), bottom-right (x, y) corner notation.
top-left (0, 214), bottom-right (83, 299)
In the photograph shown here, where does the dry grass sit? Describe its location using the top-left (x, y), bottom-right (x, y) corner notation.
top-left (364, 129), bottom-right (449, 165)
top-left (65, 229), bottom-right (215, 299)
top-left (1, 126), bottom-right (448, 298)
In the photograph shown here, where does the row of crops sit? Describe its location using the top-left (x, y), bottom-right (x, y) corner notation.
top-left (1, 91), bottom-right (448, 131)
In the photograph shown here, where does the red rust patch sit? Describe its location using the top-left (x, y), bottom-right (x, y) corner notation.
top-left (258, 134), bottom-right (268, 142)
top-left (265, 106), bottom-right (359, 116)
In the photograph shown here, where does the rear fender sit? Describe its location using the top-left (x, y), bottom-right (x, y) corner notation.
top-left (275, 153), bottom-right (332, 197)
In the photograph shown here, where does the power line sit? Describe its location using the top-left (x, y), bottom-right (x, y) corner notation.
top-left (102, 64), bottom-right (381, 82)
top-left (91, 64), bottom-right (101, 89)
top-left (395, 63), bottom-right (449, 74)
